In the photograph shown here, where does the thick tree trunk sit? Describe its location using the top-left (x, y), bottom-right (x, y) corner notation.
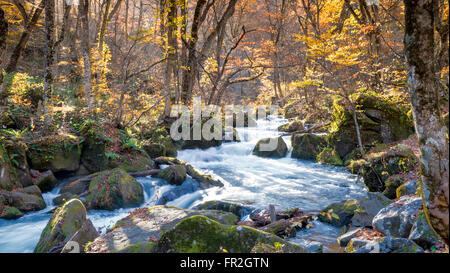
top-left (163, 0), bottom-right (178, 118)
top-left (79, 0), bottom-right (94, 110)
top-left (0, 8), bottom-right (8, 104)
top-left (404, 0), bottom-right (449, 245)
top-left (6, 0), bottom-right (45, 73)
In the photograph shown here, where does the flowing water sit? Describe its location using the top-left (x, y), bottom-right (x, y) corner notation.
top-left (0, 115), bottom-right (367, 253)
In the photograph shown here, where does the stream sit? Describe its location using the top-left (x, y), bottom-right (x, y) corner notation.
top-left (0, 115), bottom-right (368, 253)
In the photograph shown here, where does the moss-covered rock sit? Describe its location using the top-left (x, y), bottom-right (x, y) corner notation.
top-left (192, 200), bottom-right (253, 218)
top-left (53, 193), bottom-right (80, 206)
top-left (327, 93), bottom-right (414, 159)
top-left (0, 190), bottom-right (46, 212)
top-left (143, 127), bottom-right (178, 157)
top-left (85, 206), bottom-right (239, 253)
top-left (408, 211), bottom-right (440, 249)
top-left (396, 180), bottom-right (418, 199)
top-left (3, 140), bottom-right (33, 187)
top-left (357, 144), bottom-right (417, 192)
top-left (85, 168), bottom-right (144, 210)
top-left (36, 170), bottom-right (58, 193)
top-left (0, 205), bottom-right (24, 219)
top-left (80, 136), bottom-right (108, 174)
top-left (278, 120), bottom-right (304, 133)
top-left (291, 133), bottom-right (326, 160)
top-left (61, 219), bottom-right (99, 253)
top-left (252, 137), bottom-right (288, 158)
top-left (317, 147), bottom-right (344, 166)
top-left (156, 165), bottom-right (187, 185)
top-left (27, 135), bottom-right (81, 173)
top-left (156, 215), bottom-right (305, 253)
top-left (108, 150), bottom-right (155, 172)
top-left (317, 199), bottom-right (359, 227)
top-left (382, 177), bottom-right (403, 199)
top-left (258, 219), bottom-right (297, 238)
top-left (34, 199), bottom-right (87, 253)
top-left (60, 178), bottom-right (90, 195)
top-left (0, 143), bottom-right (22, 191)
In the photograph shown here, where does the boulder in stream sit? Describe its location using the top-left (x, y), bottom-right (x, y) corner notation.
top-left (35, 170), bottom-right (58, 193)
top-left (156, 164), bottom-right (187, 185)
top-left (192, 200), bottom-right (254, 218)
top-left (252, 136), bottom-right (288, 158)
top-left (291, 133), bottom-right (326, 160)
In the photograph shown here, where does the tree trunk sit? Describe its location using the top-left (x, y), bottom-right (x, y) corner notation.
top-left (0, 8), bottom-right (8, 105)
top-left (43, 0), bottom-right (55, 117)
top-left (79, 0), bottom-right (94, 110)
top-left (404, 0), bottom-right (449, 245)
top-left (6, 0), bottom-right (45, 73)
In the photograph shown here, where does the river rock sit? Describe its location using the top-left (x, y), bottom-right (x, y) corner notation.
top-left (278, 119), bottom-right (304, 133)
top-left (346, 237), bottom-right (424, 253)
top-left (34, 199), bottom-right (87, 253)
top-left (372, 195), bottom-right (422, 238)
top-left (61, 219), bottom-right (99, 253)
top-left (156, 179), bottom-right (198, 205)
top-left (252, 137), bottom-right (288, 158)
top-left (318, 199), bottom-right (359, 227)
top-left (408, 210), bottom-right (440, 249)
top-left (3, 140), bottom-right (33, 187)
top-left (85, 206), bottom-right (239, 253)
top-left (192, 200), bottom-right (254, 218)
top-left (0, 144), bottom-right (22, 191)
top-left (337, 227), bottom-right (366, 247)
top-left (156, 215), bottom-right (305, 253)
top-left (108, 150), bottom-right (156, 172)
top-left (53, 192), bottom-right (80, 206)
top-left (27, 135), bottom-right (81, 173)
top-left (85, 168), bottom-right (144, 210)
top-left (382, 177), bottom-right (403, 199)
top-left (0, 205), bottom-right (24, 219)
top-left (156, 164), bottom-right (187, 185)
top-left (35, 170), bottom-right (58, 193)
top-left (258, 219), bottom-right (297, 238)
top-left (317, 147), bottom-right (344, 166)
top-left (291, 133), bottom-right (326, 160)
top-left (351, 192), bottom-right (392, 227)
top-left (60, 178), bottom-right (90, 195)
top-left (0, 190), bottom-right (46, 212)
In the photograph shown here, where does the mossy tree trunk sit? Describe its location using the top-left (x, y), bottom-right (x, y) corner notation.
top-left (404, 0), bottom-right (449, 245)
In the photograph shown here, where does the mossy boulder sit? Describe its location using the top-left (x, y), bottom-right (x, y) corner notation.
top-left (278, 120), bottom-right (304, 133)
top-left (143, 126), bottom-right (178, 158)
top-left (0, 143), bottom-right (22, 191)
top-left (156, 165), bottom-right (187, 185)
top-left (85, 206), bottom-right (240, 253)
top-left (156, 215), bottom-right (305, 253)
top-left (61, 219), bottom-right (99, 253)
top-left (356, 144), bottom-right (417, 192)
top-left (80, 137), bottom-right (108, 174)
top-left (396, 180), bottom-right (418, 199)
top-left (408, 210), bottom-right (440, 249)
top-left (317, 147), bottom-right (344, 166)
top-left (0, 205), bottom-right (24, 219)
top-left (252, 137), bottom-right (288, 158)
top-left (85, 168), bottom-right (144, 210)
top-left (53, 193), bottom-right (80, 206)
top-left (192, 200), bottom-right (253, 218)
top-left (328, 93), bottom-right (414, 159)
top-left (382, 177), bottom-right (404, 199)
top-left (3, 140), bottom-right (33, 187)
top-left (317, 199), bottom-right (359, 227)
top-left (291, 133), bottom-right (326, 160)
top-left (36, 170), bottom-right (58, 193)
top-left (60, 178), bottom-right (90, 195)
top-left (0, 190), bottom-right (46, 212)
top-left (27, 135), bottom-right (81, 173)
top-left (108, 150), bottom-right (155, 172)
top-left (34, 199), bottom-right (87, 253)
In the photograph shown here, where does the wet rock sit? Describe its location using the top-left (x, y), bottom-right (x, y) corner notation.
top-left (278, 119), bottom-right (304, 133)
top-left (372, 195), bottom-right (422, 238)
top-left (0, 204), bottom-right (24, 220)
top-left (252, 137), bottom-right (288, 158)
top-left (156, 215), bottom-right (305, 253)
top-left (318, 199), bottom-right (359, 227)
top-left (338, 227), bottom-right (366, 247)
top-left (61, 219), bottom-right (99, 253)
top-left (156, 164), bottom-right (187, 185)
top-left (351, 192), bottom-right (392, 227)
top-left (408, 211), bottom-right (440, 249)
top-left (27, 135), bottom-right (81, 173)
top-left (53, 192), bottom-right (80, 206)
top-left (156, 180), bottom-right (198, 205)
top-left (34, 199), bottom-right (87, 253)
top-left (35, 170), bottom-right (58, 193)
top-left (0, 143), bottom-right (22, 191)
top-left (60, 178), bottom-right (89, 195)
top-left (346, 237), bottom-right (424, 253)
top-left (192, 200), bottom-right (254, 218)
top-left (19, 185), bottom-right (43, 197)
top-left (85, 168), bottom-right (144, 210)
top-left (317, 147), bottom-right (344, 166)
top-left (291, 133), bottom-right (326, 160)
top-left (0, 190), bottom-right (46, 212)
top-left (85, 206), bottom-right (240, 253)
top-left (382, 177), bottom-right (403, 199)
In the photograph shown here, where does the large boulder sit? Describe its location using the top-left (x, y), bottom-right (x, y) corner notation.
top-left (291, 133), bottom-right (326, 160)
top-left (0, 143), bottom-right (22, 191)
top-left (317, 147), bottom-right (344, 166)
top-left (156, 215), bottom-right (305, 253)
top-left (60, 178), bottom-right (90, 195)
top-left (350, 144), bottom-right (417, 192)
top-left (252, 137), bottom-right (288, 158)
top-left (346, 237), bottom-right (424, 253)
top-left (3, 140), bottom-right (33, 187)
top-left (372, 195), bottom-right (422, 238)
top-left (351, 192), bottom-right (392, 227)
top-left (85, 168), bottom-right (144, 210)
top-left (192, 200), bottom-right (254, 218)
top-left (328, 93), bottom-right (414, 159)
top-left (142, 127), bottom-right (177, 158)
top-left (61, 219), bottom-right (99, 253)
top-left (27, 135), bottom-right (81, 173)
top-left (156, 165), bottom-right (187, 185)
top-left (85, 206), bottom-right (239, 253)
top-left (317, 199), bottom-right (359, 227)
top-left (34, 199), bottom-right (87, 253)
top-left (108, 150), bottom-right (155, 172)
top-left (0, 190), bottom-right (46, 212)
top-left (278, 120), bottom-right (304, 133)
top-left (337, 227), bottom-right (366, 247)
top-left (35, 170), bottom-right (58, 193)
top-left (396, 179), bottom-right (418, 199)
top-left (408, 211), bottom-right (440, 249)
top-left (0, 205), bottom-right (24, 219)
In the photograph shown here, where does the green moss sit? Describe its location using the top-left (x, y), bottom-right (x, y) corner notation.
top-left (108, 150), bottom-right (155, 172)
top-left (0, 143), bottom-right (21, 191)
top-left (317, 147), bottom-right (344, 166)
top-left (383, 177), bottom-right (403, 199)
top-left (116, 242), bottom-right (158, 253)
top-left (157, 215), bottom-right (304, 253)
top-left (291, 133), bottom-right (327, 160)
top-left (156, 164), bottom-right (187, 185)
top-left (318, 199), bottom-right (359, 227)
top-left (0, 206), bottom-right (24, 219)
